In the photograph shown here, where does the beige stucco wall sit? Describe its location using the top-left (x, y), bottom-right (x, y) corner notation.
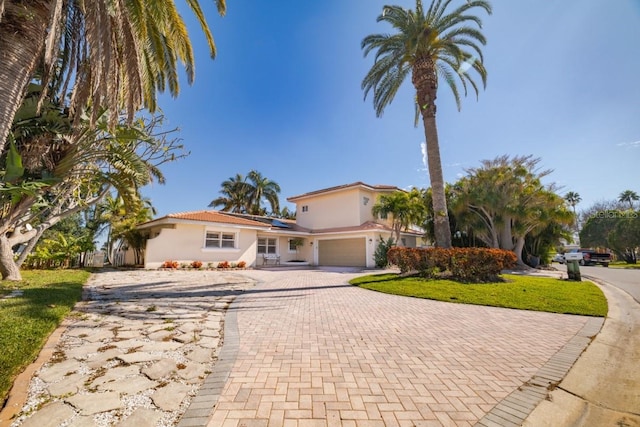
top-left (295, 188), bottom-right (362, 229)
top-left (144, 223), bottom-right (258, 269)
top-left (295, 187), bottom-right (398, 231)
top-left (358, 188), bottom-right (380, 224)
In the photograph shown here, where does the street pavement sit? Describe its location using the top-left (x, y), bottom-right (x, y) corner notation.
top-left (0, 267), bottom-right (634, 427)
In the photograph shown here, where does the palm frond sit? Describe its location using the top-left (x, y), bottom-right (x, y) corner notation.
top-left (362, 0), bottom-right (491, 118)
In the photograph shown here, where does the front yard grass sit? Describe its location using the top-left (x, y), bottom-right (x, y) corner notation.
top-left (609, 262), bottom-right (640, 269)
top-left (0, 269), bottom-right (90, 406)
top-left (350, 273), bottom-right (607, 317)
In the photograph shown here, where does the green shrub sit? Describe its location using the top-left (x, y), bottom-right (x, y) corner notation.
top-left (374, 237), bottom-right (395, 268)
top-left (387, 247), bottom-right (517, 282)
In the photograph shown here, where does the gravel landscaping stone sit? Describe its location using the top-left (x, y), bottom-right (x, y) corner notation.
top-left (9, 270), bottom-right (256, 427)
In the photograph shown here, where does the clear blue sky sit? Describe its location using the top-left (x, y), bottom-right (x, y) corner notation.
top-left (143, 0), bottom-right (640, 218)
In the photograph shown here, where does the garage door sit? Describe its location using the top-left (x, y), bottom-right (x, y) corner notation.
top-left (318, 238), bottom-right (366, 267)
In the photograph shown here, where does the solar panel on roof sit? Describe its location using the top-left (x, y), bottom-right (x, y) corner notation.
top-left (271, 219), bottom-right (291, 228)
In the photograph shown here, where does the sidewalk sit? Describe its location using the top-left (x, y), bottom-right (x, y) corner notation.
top-left (521, 276), bottom-right (640, 426)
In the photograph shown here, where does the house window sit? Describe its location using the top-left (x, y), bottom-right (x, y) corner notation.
top-left (363, 197), bottom-right (369, 206)
top-left (205, 231), bottom-right (236, 249)
top-left (258, 237), bottom-right (277, 254)
top-left (288, 238), bottom-right (303, 252)
top-left (302, 205), bottom-right (308, 212)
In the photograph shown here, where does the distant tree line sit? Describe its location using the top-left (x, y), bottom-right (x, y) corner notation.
top-left (372, 155), bottom-right (574, 267)
top-left (578, 190), bottom-right (639, 264)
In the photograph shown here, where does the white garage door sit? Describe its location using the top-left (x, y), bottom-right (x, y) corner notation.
top-left (318, 238), bottom-right (366, 267)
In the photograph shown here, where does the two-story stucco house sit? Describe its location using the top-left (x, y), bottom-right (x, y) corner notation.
top-left (135, 182), bottom-right (423, 269)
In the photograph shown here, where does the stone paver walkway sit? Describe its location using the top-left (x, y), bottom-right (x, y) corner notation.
top-left (4, 270), bottom-right (257, 427)
top-left (203, 269), bottom-right (592, 427)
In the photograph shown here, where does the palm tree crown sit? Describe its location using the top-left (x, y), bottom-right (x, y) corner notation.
top-left (209, 174), bottom-right (252, 213)
top-left (564, 191), bottom-right (581, 214)
top-left (246, 170), bottom-right (281, 215)
top-left (618, 190), bottom-right (639, 210)
top-left (209, 171), bottom-right (281, 215)
top-left (362, 0), bottom-right (491, 118)
top-left (0, 0), bottom-right (226, 152)
top-left (361, 0), bottom-right (491, 248)
top-left (372, 189), bottom-right (425, 243)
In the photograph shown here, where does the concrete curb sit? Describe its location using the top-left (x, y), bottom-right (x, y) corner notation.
top-left (176, 298), bottom-right (240, 427)
top-left (0, 319), bottom-right (72, 427)
top-left (520, 275), bottom-right (640, 426)
top-left (476, 316), bottom-right (604, 427)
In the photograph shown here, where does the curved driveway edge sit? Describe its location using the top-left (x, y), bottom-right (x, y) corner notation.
top-left (477, 316), bottom-right (603, 427)
top-left (193, 269), bottom-right (593, 427)
top-left (177, 280), bottom-right (244, 427)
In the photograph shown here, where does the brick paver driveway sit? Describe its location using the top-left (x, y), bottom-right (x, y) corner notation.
top-left (204, 269), bottom-right (589, 427)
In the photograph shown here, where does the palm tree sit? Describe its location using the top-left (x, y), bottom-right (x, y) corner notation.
top-left (209, 174), bottom-right (252, 213)
top-left (0, 0), bottom-right (226, 152)
top-left (209, 171), bottom-right (281, 215)
top-left (564, 191), bottom-right (581, 231)
top-left (619, 190), bottom-right (639, 210)
top-left (564, 191), bottom-right (581, 215)
top-left (279, 206), bottom-right (296, 220)
top-left (362, 0), bottom-right (491, 248)
top-left (372, 189), bottom-right (424, 244)
top-left (246, 170), bottom-right (281, 215)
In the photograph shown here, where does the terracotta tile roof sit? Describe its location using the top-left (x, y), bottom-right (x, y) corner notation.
top-left (287, 182), bottom-right (400, 202)
top-left (136, 210), bottom-right (268, 228)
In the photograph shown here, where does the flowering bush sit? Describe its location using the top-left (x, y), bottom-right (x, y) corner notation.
top-left (237, 261), bottom-right (246, 268)
top-left (217, 261), bottom-right (230, 269)
top-left (161, 260), bottom-right (179, 269)
top-left (387, 247), bottom-right (516, 282)
top-left (191, 260), bottom-right (203, 269)
top-left (448, 248), bottom-right (517, 282)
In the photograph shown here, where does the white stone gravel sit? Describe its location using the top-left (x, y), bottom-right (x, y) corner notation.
top-left (9, 270), bottom-right (256, 427)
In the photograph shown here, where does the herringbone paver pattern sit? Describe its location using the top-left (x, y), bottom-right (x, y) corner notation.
top-left (205, 269), bottom-right (589, 427)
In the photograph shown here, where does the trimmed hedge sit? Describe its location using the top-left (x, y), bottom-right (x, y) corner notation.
top-left (387, 247), bottom-right (517, 282)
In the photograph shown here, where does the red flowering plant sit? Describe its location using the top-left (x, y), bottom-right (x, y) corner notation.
top-left (161, 260), bottom-right (179, 269)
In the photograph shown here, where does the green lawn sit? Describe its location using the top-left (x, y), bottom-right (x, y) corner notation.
top-left (609, 262), bottom-right (640, 269)
top-left (350, 273), bottom-right (607, 317)
top-left (0, 269), bottom-right (91, 405)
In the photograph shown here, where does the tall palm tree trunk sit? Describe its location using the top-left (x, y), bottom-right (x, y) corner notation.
top-left (421, 115), bottom-right (452, 248)
top-left (0, 1), bottom-right (51, 152)
top-left (414, 59), bottom-right (452, 248)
